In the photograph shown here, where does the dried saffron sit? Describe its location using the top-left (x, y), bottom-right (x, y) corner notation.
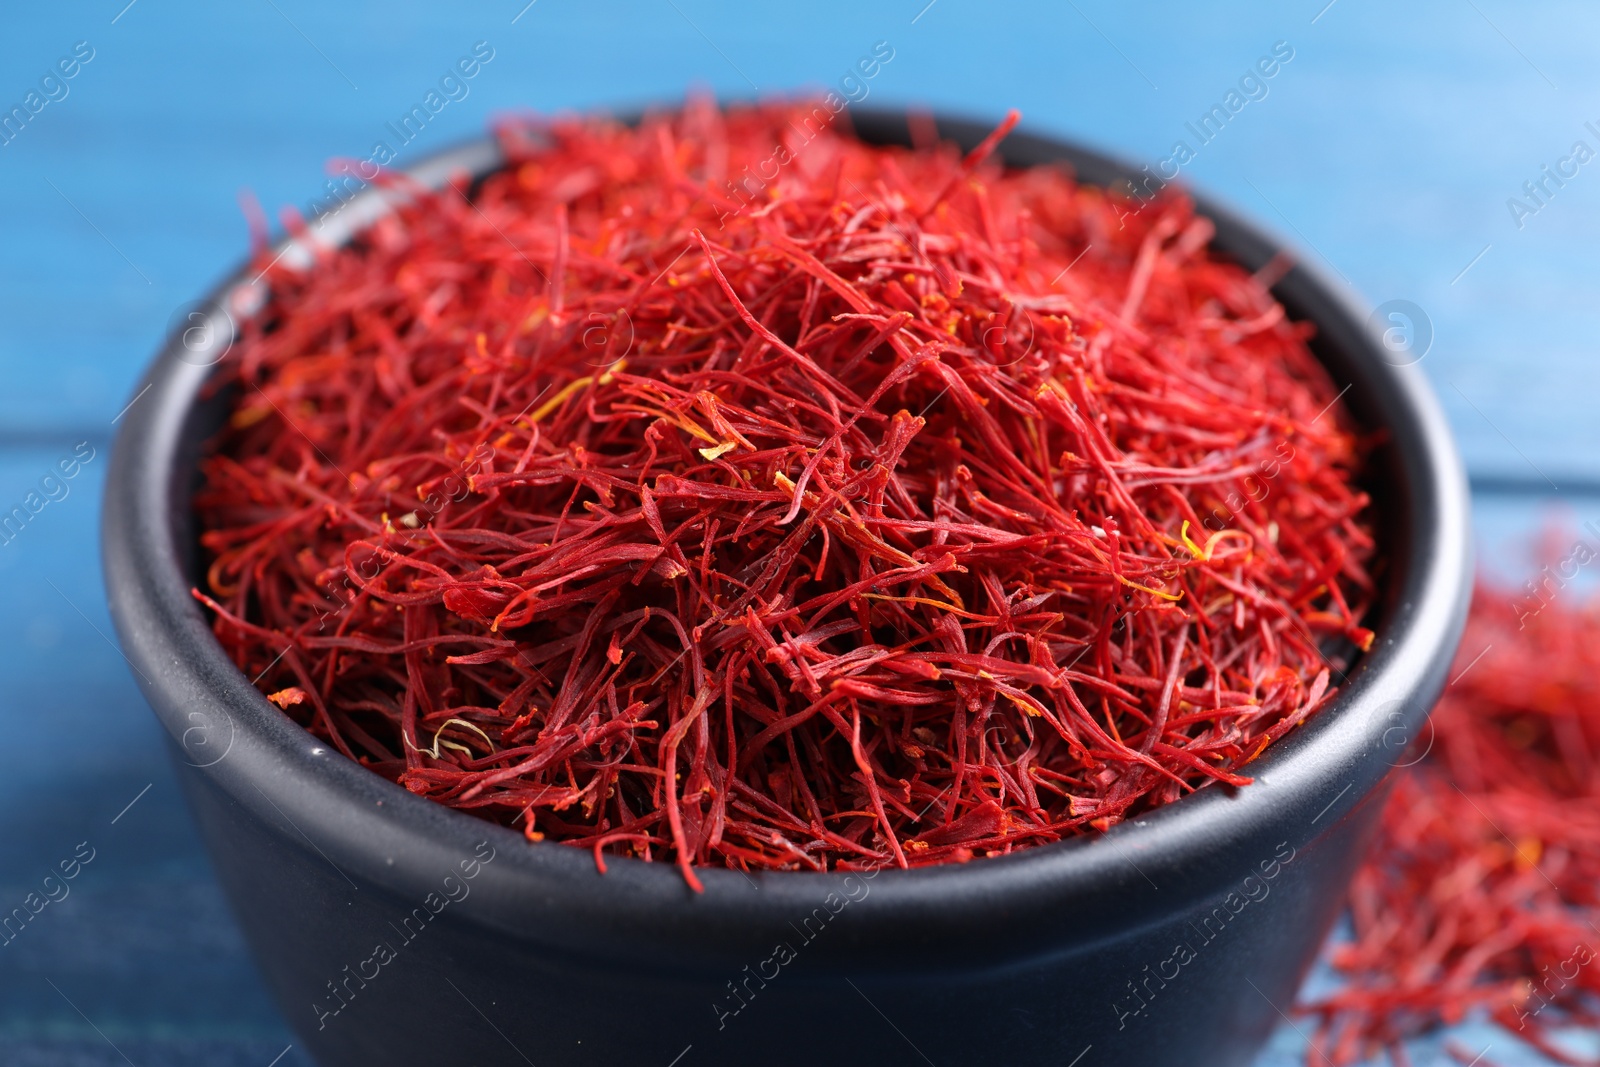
top-left (1300, 561), bottom-right (1600, 1065)
top-left (193, 100), bottom-right (1376, 887)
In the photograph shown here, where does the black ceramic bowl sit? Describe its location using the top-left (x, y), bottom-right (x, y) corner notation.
top-left (103, 109), bottom-right (1470, 1067)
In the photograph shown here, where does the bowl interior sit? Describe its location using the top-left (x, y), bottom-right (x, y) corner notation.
top-left (174, 109), bottom-right (1414, 847)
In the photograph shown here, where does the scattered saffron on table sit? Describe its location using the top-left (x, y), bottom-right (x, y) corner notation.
top-left (1301, 563), bottom-right (1600, 1066)
top-left (193, 100), bottom-right (1375, 886)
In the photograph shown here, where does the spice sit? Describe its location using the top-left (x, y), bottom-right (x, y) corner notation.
top-left (193, 100), bottom-right (1375, 886)
top-left (1300, 563), bottom-right (1600, 1065)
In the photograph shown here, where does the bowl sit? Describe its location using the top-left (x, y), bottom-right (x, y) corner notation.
top-left (102, 108), bottom-right (1471, 1067)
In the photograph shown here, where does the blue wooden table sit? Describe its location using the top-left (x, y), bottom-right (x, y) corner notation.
top-left (2, 2), bottom-right (1595, 1063)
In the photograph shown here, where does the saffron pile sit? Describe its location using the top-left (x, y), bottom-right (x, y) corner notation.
top-left (1301, 567), bottom-right (1600, 1065)
top-left (193, 100), bottom-right (1376, 887)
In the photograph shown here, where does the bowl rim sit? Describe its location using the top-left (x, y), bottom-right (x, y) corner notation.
top-left (101, 104), bottom-right (1471, 972)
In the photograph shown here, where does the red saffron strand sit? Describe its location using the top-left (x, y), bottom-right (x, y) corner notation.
top-left (193, 100), bottom-right (1375, 884)
top-left (1300, 559), bottom-right (1600, 1065)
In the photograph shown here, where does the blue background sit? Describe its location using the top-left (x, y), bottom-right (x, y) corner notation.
top-left (0, 1), bottom-right (1593, 1064)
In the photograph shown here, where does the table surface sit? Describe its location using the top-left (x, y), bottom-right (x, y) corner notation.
top-left (2, 2), bottom-right (1596, 1064)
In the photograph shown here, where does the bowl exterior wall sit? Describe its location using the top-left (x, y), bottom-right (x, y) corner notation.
top-left (177, 736), bottom-right (1384, 1066)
